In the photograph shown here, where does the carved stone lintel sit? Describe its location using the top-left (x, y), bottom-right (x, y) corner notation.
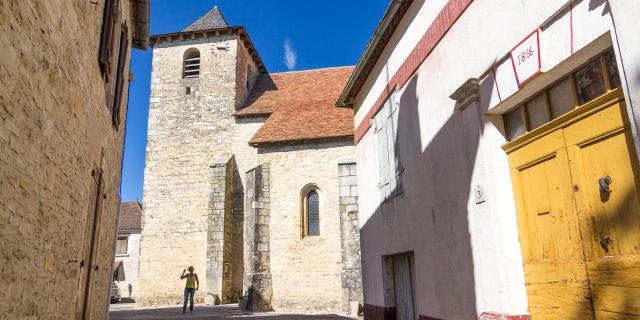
top-left (450, 78), bottom-right (480, 111)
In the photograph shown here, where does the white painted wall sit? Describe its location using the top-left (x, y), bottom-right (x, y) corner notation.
top-left (115, 232), bottom-right (141, 300)
top-left (608, 0), bottom-right (640, 159)
top-left (353, 0), bottom-right (638, 318)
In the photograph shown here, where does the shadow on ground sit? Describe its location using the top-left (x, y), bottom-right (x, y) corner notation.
top-left (109, 304), bottom-right (356, 320)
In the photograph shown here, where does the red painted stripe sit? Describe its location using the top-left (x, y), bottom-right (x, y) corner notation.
top-left (569, 2), bottom-right (574, 55)
top-left (354, 0), bottom-right (474, 144)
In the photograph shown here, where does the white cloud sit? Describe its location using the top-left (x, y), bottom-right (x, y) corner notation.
top-left (283, 38), bottom-right (297, 70)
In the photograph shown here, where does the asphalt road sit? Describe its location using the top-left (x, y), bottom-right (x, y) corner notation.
top-left (109, 303), bottom-right (358, 320)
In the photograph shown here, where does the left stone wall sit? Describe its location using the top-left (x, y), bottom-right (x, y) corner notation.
top-left (0, 1), bottom-right (135, 319)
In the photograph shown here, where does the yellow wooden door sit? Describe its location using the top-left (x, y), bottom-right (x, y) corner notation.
top-left (507, 91), bottom-right (640, 319)
top-left (565, 100), bottom-right (640, 319)
top-left (508, 130), bottom-right (594, 319)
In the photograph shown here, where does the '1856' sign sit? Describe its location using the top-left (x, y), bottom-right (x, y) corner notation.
top-left (510, 30), bottom-right (541, 86)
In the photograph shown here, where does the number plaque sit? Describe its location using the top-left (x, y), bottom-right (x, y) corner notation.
top-left (510, 30), bottom-right (541, 86)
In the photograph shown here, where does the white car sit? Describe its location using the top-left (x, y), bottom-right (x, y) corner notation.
top-left (110, 282), bottom-right (121, 303)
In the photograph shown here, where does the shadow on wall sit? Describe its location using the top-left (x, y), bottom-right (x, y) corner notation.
top-left (360, 69), bottom-right (495, 318)
top-left (231, 157), bottom-right (245, 301)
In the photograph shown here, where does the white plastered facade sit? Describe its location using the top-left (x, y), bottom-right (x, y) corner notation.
top-left (353, 0), bottom-right (640, 318)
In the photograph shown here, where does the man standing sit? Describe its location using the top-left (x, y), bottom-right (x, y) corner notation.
top-left (180, 267), bottom-right (199, 313)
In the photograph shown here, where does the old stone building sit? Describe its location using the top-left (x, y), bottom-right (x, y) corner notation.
top-left (137, 6), bottom-right (362, 315)
top-left (0, 1), bottom-right (148, 319)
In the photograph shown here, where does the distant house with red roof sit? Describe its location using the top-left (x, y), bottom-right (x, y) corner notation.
top-left (113, 201), bottom-right (143, 302)
top-left (137, 6), bottom-right (362, 315)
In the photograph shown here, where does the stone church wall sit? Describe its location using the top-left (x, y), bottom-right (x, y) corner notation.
top-left (0, 1), bottom-right (134, 319)
top-left (243, 163), bottom-right (273, 311)
top-left (139, 35), bottom-right (243, 305)
top-left (256, 140), bottom-right (356, 313)
top-left (338, 162), bottom-right (363, 315)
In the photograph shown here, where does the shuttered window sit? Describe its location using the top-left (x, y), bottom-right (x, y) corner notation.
top-left (112, 22), bottom-right (129, 129)
top-left (307, 190), bottom-right (319, 236)
top-left (183, 49), bottom-right (201, 79)
top-left (375, 91), bottom-right (403, 201)
top-left (99, 0), bottom-right (120, 80)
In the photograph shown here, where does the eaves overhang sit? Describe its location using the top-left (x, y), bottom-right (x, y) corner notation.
top-left (130, 0), bottom-right (150, 50)
top-left (336, 0), bottom-right (413, 109)
top-left (149, 26), bottom-right (267, 74)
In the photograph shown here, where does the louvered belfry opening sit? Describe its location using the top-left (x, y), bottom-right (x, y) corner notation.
top-left (183, 49), bottom-right (200, 78)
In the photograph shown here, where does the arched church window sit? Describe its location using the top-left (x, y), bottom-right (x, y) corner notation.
top-left (183, 48), bottom-right (200, 79)
top-left (301, 185), bottom-right (320, 237)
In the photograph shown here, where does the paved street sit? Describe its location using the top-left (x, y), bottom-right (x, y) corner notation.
top-left (109, 303), bottom-right (357, 320)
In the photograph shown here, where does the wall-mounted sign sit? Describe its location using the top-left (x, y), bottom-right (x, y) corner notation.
top-left (474, 185), bottom-right (485, 204)
top-left (510, 30), bottom-right (541, 86)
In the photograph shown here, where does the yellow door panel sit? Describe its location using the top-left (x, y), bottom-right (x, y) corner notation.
top-left (523, 260), bottom-right (589, 285)
top-left (508, 130), bottom-right (565, 169)
top-left (526, 282), bottom-right (594, 320)
top-left (564, 101), bottom-right (640, 318)
top-left (594, 311), bottom-right (639, 320)
top-left (588, 255), bottom-right (640, 288)
top-left (563, 102), bottom-right (626, 147)
top-left (508, 133), bottom-right (592, 319)
top-left (591, 283), bottom-right (640, 316)
top-left (506, 90), bottom-right (640, 319)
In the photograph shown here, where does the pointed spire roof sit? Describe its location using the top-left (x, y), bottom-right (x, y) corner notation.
top-left (182, 6), bottom-right (228, 32)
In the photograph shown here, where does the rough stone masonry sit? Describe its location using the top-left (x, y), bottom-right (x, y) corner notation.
top-left (137, 6), bottom-right (363, 314)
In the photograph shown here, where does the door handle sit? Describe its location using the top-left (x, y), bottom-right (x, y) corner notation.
top-left (599, 176), bottom-right (612, 193)
top-left (598, 234), bottom-right (613, 253)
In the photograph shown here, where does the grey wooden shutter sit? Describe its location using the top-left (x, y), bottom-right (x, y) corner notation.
top-left (99, 0), bottom-right (119, 79)
top-left (375, 106), bottom-right (390, 200)
top-left (389, 91), bottom-right (402, 194)
top-left (385, 99), bottom-right (397, 195)
top-left (113, 22), bottom-right (129, 128)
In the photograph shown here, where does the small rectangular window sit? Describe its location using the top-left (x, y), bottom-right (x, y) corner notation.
top-left (604, 50), bottom-right (621, 90)
top-left (116, 236), bottom-right (128, 255)
top-left (526, 93), bottom-right (549, 130)
top-left (504, 106), bottom-right (525, 141)
top-left (186, 87), bottom-right (191, 95)
top-left (548, 77), bottom-right (576, 119)
top-left (574, 58), bottom-right (605, 105)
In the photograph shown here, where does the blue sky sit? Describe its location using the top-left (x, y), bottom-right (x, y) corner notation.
top-left (120, 0), bottom-right (389, 202)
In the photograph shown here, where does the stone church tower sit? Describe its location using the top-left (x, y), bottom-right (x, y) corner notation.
top-left (139, 6), bottom-right (362, 314)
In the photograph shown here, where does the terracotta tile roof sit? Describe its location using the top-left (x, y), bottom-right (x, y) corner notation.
top-left (118, 201), bottom-right (142, 231)
top-left (234, 66), bottom-right (355, 145)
